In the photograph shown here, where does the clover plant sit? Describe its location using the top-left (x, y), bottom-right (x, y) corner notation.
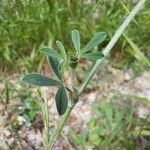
top-left (22, 30), bottom-right (106, 116)
top-left (21, 1), bottom-right (146, 148)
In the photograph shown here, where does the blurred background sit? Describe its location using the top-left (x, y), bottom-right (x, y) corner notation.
top-left (0, 0), bottom-right (150, 149)
top-left (0, 0), bottom-right (150, 73)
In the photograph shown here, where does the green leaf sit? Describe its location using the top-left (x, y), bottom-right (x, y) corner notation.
top-left (123, 34), bottom-right (150, 67)
top-left (40, 47), bottom-right (62, 60)
top-left (130, 130), bottom-right (150, 136)
top-left (56, 40), bottom-right (67, 60)
top-left (48, 56), bottom-right (64, 81)
top-left (81, 52), bottom-right (105, 61)
top-left (22, 74), bottom-right (61, 86)
top-left (81, 32), bottom-right (106, 54)
top-left (71, 29), bottom-right (80, 53)
top-left (128, 95), bottom-right (150, 107)
top-left (55, 85), bottom-right (68, 115)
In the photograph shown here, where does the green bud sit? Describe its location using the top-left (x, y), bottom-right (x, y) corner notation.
top-left (69, 54), bottom-right (78, 69)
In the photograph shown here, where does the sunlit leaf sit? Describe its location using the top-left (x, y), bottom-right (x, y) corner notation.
top-left (81, 52), bottom-right (105, 61)
top-left (22, 74), bottom-right (61, 86)
top-left (71, 29), bottom-right (80, 53)
top-left (81, 32), bottom-right (106, 54)
top-left (40, 47), bottom-right (62, 60)
top-left (56, 40), bottom-right (67, 60)
top-left (55, 85), bottom-right (68, 115)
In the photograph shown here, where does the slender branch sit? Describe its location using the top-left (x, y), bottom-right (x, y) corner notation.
top-left (49, 104), bottom-right (74, 149)
top-left (48, 0), bottom-right (147, 149)
top-left (79, 57), bottom-right (105, 95)
top-left (79, 0), bottom-right (146, 94)
top-left (42, 87), bottom-right (51, 150)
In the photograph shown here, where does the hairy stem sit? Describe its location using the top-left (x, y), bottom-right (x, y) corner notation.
top-left (79, 57), bottom-right (105, 95)
top-left (49, 104), bottom-right (74, 149)
top-left (48, 0), bottom-right (147, 149)
top-left (42, 87), bottom-right (50, 150)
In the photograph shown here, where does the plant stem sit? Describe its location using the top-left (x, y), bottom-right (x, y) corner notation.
top-left (49, 104), bottom-right (74, 149)
top-left (48, 0), bottom-right (147, 148)
top-left (79, 57), bottom-right (106, 95)
top-left (42, 87), bottom-right (50, 150)
top-left (79, 0), bottom-right (147, 94)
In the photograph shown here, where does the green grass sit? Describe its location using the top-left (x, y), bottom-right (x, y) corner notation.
top-left (0, 1), bottom-right (149, 149)
top-left (69, 92), bottom-right (150, 150)
top-left (0, 0), bottom-right (150, 73)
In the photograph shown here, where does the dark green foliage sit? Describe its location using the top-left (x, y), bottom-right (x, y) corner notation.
top-left (22, 29), bottom-right (106, 116)
top-left (55, 85), bottom-right (68, 115)
top-left (48, 56), bottom-right (64, 81)
top-left (22, 74), bottom-right (61, 86)
top-left (70, 29), bottom-right (106, 65)
top-left (1, 1), bottom-right (149, 148)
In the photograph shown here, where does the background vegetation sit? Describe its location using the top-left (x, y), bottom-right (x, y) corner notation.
top-left (0, 0), bottom-right (150, 73)
top-left (0, 0), bottom-right (150, 149)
